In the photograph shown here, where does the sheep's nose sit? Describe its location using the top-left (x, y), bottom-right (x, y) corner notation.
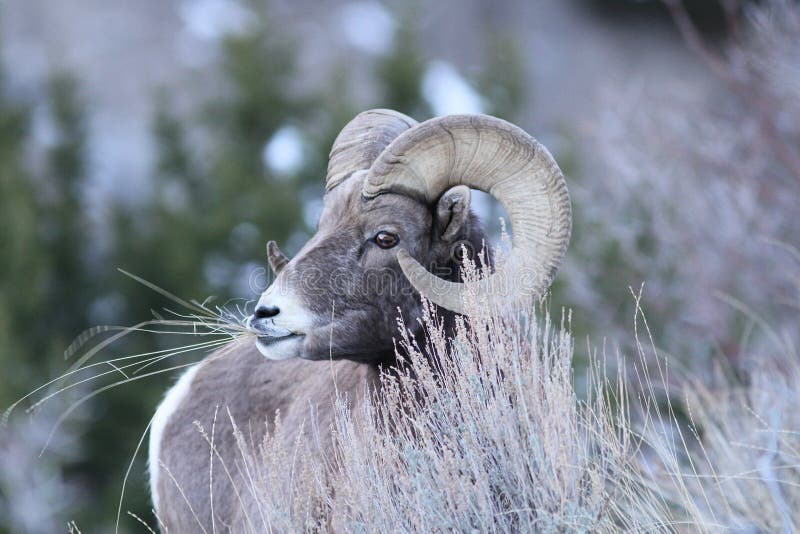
top-left (254, 305), bottom-right (280, 319)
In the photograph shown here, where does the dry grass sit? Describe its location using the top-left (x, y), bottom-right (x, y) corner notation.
top-left (13, 269), bottom-right (793, 532)
top-left (191, 265), bottom-right (800, 533)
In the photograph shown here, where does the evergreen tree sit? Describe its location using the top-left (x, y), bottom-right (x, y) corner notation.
top-left (0, 68), bottom-right (46, 402)
top-left (376, 3), bottom-right (431, 120)
top-left (102, 3), bottom-right (323, 527)
top-left (0, 59), bottom-right (98, 530)
top-left (0, 70), bottom-right (94, 398)
top-left (477, 33), bottom-right (527, 123)
top-left (42, 72), bottom-right (92, 352)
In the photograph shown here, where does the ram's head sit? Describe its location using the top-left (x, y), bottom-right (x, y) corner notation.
top-left (249, 110), bottom-right (571, 362)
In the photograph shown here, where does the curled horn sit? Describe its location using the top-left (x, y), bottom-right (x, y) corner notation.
top-left (363, 114), bottom-right (572, 315)
top-left (326, 109), bottom-right (417, 192)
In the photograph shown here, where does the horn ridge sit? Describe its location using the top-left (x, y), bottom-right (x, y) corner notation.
top-left (363, 113), bottom-right (572, 315)
top-left (326, 109), bottom-right (417, 192)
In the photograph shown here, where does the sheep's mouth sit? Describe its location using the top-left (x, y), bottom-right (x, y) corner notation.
top-left (256, 333), bottom-right (302, 347)
top-left (248, 318), bottom-right (304, 345)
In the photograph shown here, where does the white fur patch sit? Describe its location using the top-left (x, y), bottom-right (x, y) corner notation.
top-left (254, 285), bottom-right (313, 360)
top-left (149, 363), bottom-right (202, 511)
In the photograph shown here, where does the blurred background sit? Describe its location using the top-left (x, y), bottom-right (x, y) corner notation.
top-left (0, 0), bottom-right (797, 531)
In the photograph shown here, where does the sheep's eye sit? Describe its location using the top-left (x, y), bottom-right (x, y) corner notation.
top-left (374, 231), bottom-right (399, 249)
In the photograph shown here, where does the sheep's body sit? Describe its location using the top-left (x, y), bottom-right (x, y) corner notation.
top-left (151, 339), bottom-right (379, 530)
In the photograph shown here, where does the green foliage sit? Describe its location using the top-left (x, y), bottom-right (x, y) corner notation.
top-left (42, 73), bottom-right (92, 352)
top-left (0, 73), bottom-right (44, 401)
top-left (476, 32), bottom-right (527, 122)
top-left (96, 5), bottom-right (319, 527)
top-left (0, 67), bottom-right (97, 532)
top-left (111, 3), bottom-right (310, 315)
top-left (376, 3), bottom-right (431, 120)
top-left (0, 70), bottom-right (92, 403)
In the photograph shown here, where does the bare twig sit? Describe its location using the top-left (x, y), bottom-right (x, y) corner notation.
top-left (720, 0), bottom-right (743, 38)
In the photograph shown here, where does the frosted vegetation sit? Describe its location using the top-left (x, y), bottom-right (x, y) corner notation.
top-left (569, 0), bottom-right (800, 371)
top-left (149, 252), bottom-right (798, 532)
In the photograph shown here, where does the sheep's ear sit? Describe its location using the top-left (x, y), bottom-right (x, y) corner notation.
top-left (435, 185), bottom-right (471, 243)
top-left (267, 241), bottom-right (289, 274)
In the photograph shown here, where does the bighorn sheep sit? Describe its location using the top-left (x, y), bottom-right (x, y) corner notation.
top-left (149, 110), bottom-right (571, 530)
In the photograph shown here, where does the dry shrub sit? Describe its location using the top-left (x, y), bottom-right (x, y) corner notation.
top-left (330, 304), bottom-right (629, 532)
top-left (636, 315), bottom-right (800, 533)
top-left (229, 296), bottom-right (648, 532)
top-left (219, 273), bottom-right (799, 532)
top-left (570, 0), bottom-right (800, 367)
top-left (225, 413), bottom-right (332, 532)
